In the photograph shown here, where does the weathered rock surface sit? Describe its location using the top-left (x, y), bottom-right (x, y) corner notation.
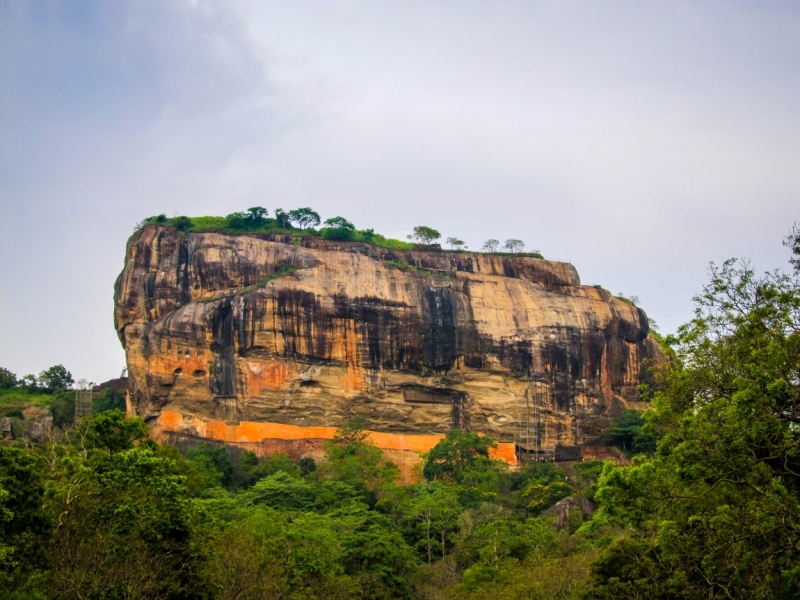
top-left (114, 225), bottom-right (665, 464)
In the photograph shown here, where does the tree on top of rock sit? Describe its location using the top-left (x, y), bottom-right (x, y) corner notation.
top-left (481, 239), bottom-right (499, 252)
top-left (288, 208), bottom-right (321, 230)
top-left (446, 237), bottom-right (466, 250)
top-left (225, 207), bottom-right (268, 230)
top-left (0, 367), bottom-right (16, 389)
top-left (503, 239), bottom-right (525, 253)
top-left (323, 216), bottom-right (355, 231)
top-left (407, 226), bottom-right (441, 245)
top-left (274, 208), bottom-right (291, 229)
top-left (322, 216), bottom-right (356, 241)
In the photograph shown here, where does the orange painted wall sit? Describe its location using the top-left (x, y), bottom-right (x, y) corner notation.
top-left (156, 410), bottom-right (517, 466)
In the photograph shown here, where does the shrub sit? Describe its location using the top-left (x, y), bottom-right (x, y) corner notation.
top-left (172, 215), bottom-right (192, 232)
top-left (225, 207), bottom-right (269, 230)
top-left (321, 216), bottom-right (356, 241)
top-left (322, 228), bottom-right (355, 241)
top-left (93, 388), bottom-right (126, 414)
top-left (372, 234), bottom-right (415, 250)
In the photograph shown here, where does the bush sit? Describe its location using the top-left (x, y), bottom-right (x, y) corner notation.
top-left (372, 234), bottom-right (415, 250)
top-left (93, 388), bottom-right (126, 414)
top-left (50, 391), bottom-right (75, 428)
top-left (172, 215), bottom-right (192, 232)
top-left (225, 207), bottom-right (269, 230)
top-left (600, 409), bottom-right (656, 455)
top-left (321, 227), bottom-right (355, 241)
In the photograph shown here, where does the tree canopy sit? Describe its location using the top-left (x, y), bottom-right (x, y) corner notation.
top-left (481, 239), bottom-right (499, 252)
top-left (288, 207), bottom-right (321, 230)
top-left (9, 225), bottom-right (800, 598)
top-left (586, 225), bottom-right (800, 599)
top-left (407, 226), bottom-right (441, 245)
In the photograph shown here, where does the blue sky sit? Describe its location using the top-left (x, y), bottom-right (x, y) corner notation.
top-left (1, 0), bottom-right (799, 383)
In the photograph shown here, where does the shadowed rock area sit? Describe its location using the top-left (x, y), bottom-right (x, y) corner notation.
top-left (114, 225), bottom-right (665, 459)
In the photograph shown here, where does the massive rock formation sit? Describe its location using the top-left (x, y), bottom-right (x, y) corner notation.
top-left (114, 225), bottom-right (665, 473)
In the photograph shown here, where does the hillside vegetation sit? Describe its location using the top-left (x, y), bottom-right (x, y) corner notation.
top-left (136, 207), bottom-right (546, 258)
top-left (3, 226), bottom-right (800, 598)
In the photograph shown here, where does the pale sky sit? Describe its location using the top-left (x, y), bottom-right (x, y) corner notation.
top-left (1, 0), bottom-right (799, 383)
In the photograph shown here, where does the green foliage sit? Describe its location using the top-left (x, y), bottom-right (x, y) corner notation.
top-left (502, 238), bottom-right (524, 253)
top-left (288, 207), bottom-right (321, 230)
top-left (507, 462), bottom-right (572, 515)
top-left (614, 292), bottom-right (639, 306)
top-left (0, 368), bottom-right (16, 390)
top-left (585, 226), bottom-right (800, 599)
top-left (321, 418), bottom-right (400, 499)
top-left (225, 206), bottom-right (268, 230)
top-left (323, 216), bottom-right (355, 230)
top-left (569, 460), bottom-right (606, 502)
top-left (407, 481), bottom-right (462, 563)
top-left (0, 446), bottom-right (50, 584)
top-left (383, 259), bottom-right (410, 270)
top-left (173, 215), bottom-right (193, 232)
top-left (242, 471), bottom-right (362, 512)
top-left (92, 388), bottom-right (126, 414)
top-left (600, 409), bottom-right (657, 455)
top-left (47, 448), bottom-right (207, 599)
top-left (354, 228), bottom-right (375, 242)
top-left (407, 225), bottom-right (441, 245)
top-left (49, 390), bottom-right (75, 428)
top-left (186, 443), bottom-right (235, 490)
top-left (299, 456), bottom-right (317, 476)
top-left (79, 409), bottom-right (149, 454)
top-left (322, 224), bottom-right (356, 241)
top-left (237, 264), bottom-right (297, 294)
top-left (182, 215), bottom-right (228, 231)
top-left (380, 259), bottom-right (445, 277)
top-left (135, 210), bottom-right (538, 259)
top-left (274, 207), bottom-right (290, 228)
top-left (0, 406), bottom-right (610, 599)
top-left (446, 237), bottom-right (465, 250)
top-left (371, 233), bottom-right (415, 250)
top-left (205, 514), bottom-right (289, 599)
top-left (37, 364), bottom-right (73, 393)
top-left (481, 239), bottom-right (499, 252)
top-left (20, 224), bottom-right (800, 598)
top-left (233, 450), bottom-right (298, 488)
top-left (423, 429), bottom-right (497, 483)
top-left (649, 328), bottom-right (679, 353)
top-left (341, 523), bottom-right (417, 598)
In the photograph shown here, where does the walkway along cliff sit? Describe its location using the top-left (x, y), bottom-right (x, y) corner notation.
top-left (114, 225), bottom-right (666, 479)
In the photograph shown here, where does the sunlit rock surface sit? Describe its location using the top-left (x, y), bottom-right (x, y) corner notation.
top-left (114, 225), bottom-right (665, 474)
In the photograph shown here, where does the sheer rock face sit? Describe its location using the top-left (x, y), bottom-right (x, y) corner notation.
top-left (114, 225), bottom-right (664, 454)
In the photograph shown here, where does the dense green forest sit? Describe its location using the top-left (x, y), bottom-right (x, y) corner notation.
top-left (3, 226), bottom-right (800, 599)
